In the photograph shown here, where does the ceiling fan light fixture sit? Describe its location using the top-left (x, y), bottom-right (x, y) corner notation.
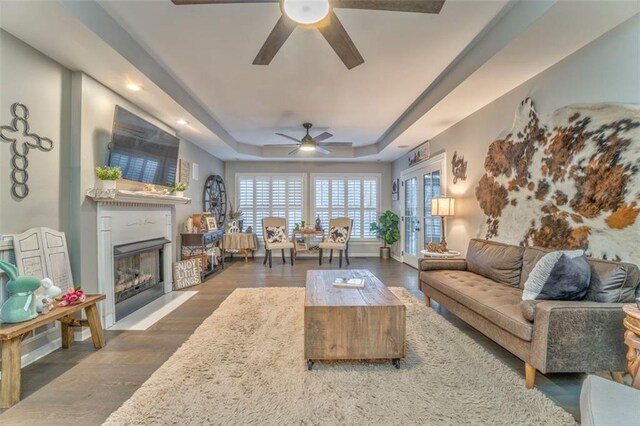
top-left (300, 141), bottom-right (316, 152)
top-left (283, 0), bottom-right (330, 25)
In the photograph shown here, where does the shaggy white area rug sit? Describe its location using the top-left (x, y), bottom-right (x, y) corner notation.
top-left (104, 288), bottom-right (575, 425)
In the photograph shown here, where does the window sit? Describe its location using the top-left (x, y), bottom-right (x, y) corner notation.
top-left (312, 175), bottom-right (380, 239)
top-left (237, 174), bottom-right (304, 238)
top-left (424, 170), bottom-right (442, 244)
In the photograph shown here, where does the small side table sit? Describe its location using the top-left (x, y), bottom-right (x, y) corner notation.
top-left (623, 304), bottom-right (640, 389)
top-left (420, 250), bottom-right (461, 259)
top-left (223, 232), bottom-right (258, 262)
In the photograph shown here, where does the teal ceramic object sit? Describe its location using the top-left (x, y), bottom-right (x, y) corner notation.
top-left (0, 260), bottom-right (41, 323)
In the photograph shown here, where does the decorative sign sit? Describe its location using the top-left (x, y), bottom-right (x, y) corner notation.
top-left (0, 103), bottom-right (55, 199)
top-left (179, 159), bottom-right (190, 184)
top-left (391, 178), bottom-right (400, 201)
top-left (173, 258), bottom-right (202, 290)
top-left (451, 151), bottom-right (468, 184)
top-left (408, 141), bottom-right (430, 167)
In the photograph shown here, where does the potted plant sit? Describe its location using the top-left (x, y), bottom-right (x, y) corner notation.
top-left (95, 166), bottom-right (122, 190)
top-left (172, 182), bottom-right (188, 198)
top-left (369, 210), bottom-right (400, 259)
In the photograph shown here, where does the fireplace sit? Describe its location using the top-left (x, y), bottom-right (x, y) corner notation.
top-left (113, 237), bottom-right (169, 321)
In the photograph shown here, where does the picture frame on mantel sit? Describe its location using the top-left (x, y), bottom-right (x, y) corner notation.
top-left (179, 159), bottom-right (190, 184)
top-left (408, 141), bottom-right (430, 167)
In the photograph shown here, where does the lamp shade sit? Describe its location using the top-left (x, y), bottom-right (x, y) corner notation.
top-left (431, 197), bottom-right (455, 217)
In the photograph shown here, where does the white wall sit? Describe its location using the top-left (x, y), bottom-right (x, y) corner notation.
top-left (391, 14), bottom-right (640, 260)
top-left (225, 161), bottom-right (392, 256)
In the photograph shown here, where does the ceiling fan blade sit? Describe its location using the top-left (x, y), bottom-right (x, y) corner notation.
top-left (317, 11), bottom-right (364, 70)
top-left (316, 146), bottom-right (332, 155)
top-left (275, 133), bottom-right (302, 143)
top-left (332, 0), bottom-right (445, 13)
top-left (172, 0), bottom-right (277, 5)
top-left (318, 142), bottom-right (353, 147)
top-left (253, 16), bottom-right (297, 65)
top-left (265, 143), bottom-right (301, 147)
top-left (312, 132), bottom-right (333, 143)
top-left (288, 147), bottom-right (301, 155)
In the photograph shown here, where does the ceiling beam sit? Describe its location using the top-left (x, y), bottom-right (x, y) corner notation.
top-left (375, 0), bottom-right (557, 151)
top-left (57, 0), bottom-right (241, 152)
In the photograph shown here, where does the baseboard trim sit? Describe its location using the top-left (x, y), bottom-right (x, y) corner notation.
top-left (391, 254), bottom-right (403, 263)
top-left (18, 328), bottom-right (91, 370)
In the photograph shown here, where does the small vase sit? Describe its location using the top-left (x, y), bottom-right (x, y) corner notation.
top-left (98, 180), bottom-right (117, 190)
top-left (175, 191), bottom-right (185, 198)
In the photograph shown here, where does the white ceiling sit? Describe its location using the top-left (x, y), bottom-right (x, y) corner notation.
top-left (98, 0), bottom-right (507, 148)
top-left (1, 1), bottom-right (638, 162)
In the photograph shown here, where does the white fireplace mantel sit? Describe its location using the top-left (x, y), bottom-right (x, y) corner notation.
top-left (87, 188), bottom-right (191, 207)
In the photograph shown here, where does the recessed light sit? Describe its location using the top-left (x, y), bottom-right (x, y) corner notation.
top-left (176, 119), bottom-right (189, 125)
top-left (398, 145), bottom-right (409, 149)
top-left (126, 83), bottom-right (142, 91)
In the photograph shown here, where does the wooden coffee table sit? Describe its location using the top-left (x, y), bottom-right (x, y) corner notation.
top-left (304, 269), bottom-right (406, 370)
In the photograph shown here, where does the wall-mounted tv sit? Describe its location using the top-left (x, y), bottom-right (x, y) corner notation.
top-left (108, 106), bottom-right (179, 186)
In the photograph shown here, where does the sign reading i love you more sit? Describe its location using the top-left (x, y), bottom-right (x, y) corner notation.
top-left (173, 258), bottom-right (202, 290)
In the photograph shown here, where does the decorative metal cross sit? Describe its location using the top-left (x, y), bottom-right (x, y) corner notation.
top-left (0, 102), bottom-right (54, 199)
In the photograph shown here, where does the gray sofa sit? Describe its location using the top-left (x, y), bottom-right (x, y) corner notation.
top-left (419, 239), bottom-right (640, 388)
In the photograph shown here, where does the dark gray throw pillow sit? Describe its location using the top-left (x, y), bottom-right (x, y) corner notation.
top-left (523, 252), bottom-right (591, 301)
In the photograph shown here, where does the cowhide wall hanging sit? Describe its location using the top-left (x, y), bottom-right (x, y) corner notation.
top-left (476, 98), bottom-right (640, 264)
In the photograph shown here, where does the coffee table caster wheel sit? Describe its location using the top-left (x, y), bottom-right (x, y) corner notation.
top-left (307, 360), bottom-right (314, 371)
top-left (392, 358), bottom-right (400, 369)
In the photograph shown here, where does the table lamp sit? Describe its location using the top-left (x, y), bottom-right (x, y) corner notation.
top-left (431, 197), bottom-right (455, 250)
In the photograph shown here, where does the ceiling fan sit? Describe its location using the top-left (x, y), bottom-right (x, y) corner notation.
top-left (270, 122), bottom-right (351, 155)
top-left (171, 0), bottom-right (445, 69)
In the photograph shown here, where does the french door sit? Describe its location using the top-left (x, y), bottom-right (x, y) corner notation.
top-left (400, 157), bottom-right (444, 268)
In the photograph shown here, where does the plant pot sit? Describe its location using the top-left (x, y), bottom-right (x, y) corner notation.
top-left (380, 247), bottom-right (391, 259)
top-left (98, 180), bottom-right (117, 190)
top-left (175, 191), bottom-right (185, 198)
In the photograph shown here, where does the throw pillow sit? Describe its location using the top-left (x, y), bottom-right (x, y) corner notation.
top-left (522, 250), bottom-right (591, 301)
top-left (265, 226), bottom-right (287, 244)
top-left (329, 226), bottom-right (349, 243)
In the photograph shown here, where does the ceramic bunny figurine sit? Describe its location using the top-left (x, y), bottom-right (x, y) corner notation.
top-left (36, 278), bottom-right (62, 314)
top-left (0, 260), bottom-right (41, 323)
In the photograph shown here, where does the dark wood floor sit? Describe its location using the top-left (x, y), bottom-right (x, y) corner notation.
top-left (0, 257), bottom-right (583, 424)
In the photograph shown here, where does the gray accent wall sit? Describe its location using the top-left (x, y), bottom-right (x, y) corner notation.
top-left (390, 14), bottom-right (640, 260)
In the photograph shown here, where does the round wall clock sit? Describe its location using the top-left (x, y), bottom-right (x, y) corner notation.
top-left (203, 175), bottom-right (227, 228)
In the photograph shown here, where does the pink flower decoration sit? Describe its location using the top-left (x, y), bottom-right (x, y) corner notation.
top-left (61, 293), bottom-right (69, 300)
top-left (67, 287), bottom-right (75, 294)
top-left (75, 290), bottom-right (84, 298)
top-left (79, 294), bottom-right (87, 302)
top-left (58, 300), bottom-right (69, 307)
top-left (69, 294), bottom-right (79, 304)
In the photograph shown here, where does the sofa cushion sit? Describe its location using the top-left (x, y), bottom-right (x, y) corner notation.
top-left (421, 270), bottom-right (533, 341)
top-left (522, 251), bottom-right (590, 301)
top-left (466, 239), bottom-right (524, 287)
top-left (585, 259), bottom-right (640, 303)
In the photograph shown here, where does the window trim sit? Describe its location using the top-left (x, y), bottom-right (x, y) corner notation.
top-left (235, 173), bottom-right (308, 236)
top-left (310, 173), bottom-right (382, 241)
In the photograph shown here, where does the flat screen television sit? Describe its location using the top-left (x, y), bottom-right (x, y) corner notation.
top-left (108, 106), bottom-right (179, 186)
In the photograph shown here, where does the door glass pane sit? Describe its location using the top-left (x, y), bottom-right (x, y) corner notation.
top-left (424, 170), bottom-right (442, 244)
top-left (404, 177), bottom-right (418, 256)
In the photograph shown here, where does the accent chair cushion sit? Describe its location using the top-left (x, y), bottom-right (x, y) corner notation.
top-left (265, 226), bottom-right (288, 244)
top-left (522, 250), bottom-right (590, 301)
top-left (466, 239), bottom-right (525, 287)
top-left (580, 375), bottom-right (640, 426)
top-left (329, 226), bottom-right (349, 243)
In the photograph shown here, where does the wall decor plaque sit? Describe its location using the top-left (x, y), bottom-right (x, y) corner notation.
top-left (451, 151), bottom-right (468, 184)
top-left (408, 141), bottom-right (430, 167)
top-left (0, 103), bottom-right (55, 199)
top-left (179, 159), bottom-right (190, 184)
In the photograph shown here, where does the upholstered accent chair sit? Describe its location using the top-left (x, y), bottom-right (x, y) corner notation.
top-left (261, 217), bottom-right (294, 268)
top-left (318, 217), bottom-right (353, 268)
